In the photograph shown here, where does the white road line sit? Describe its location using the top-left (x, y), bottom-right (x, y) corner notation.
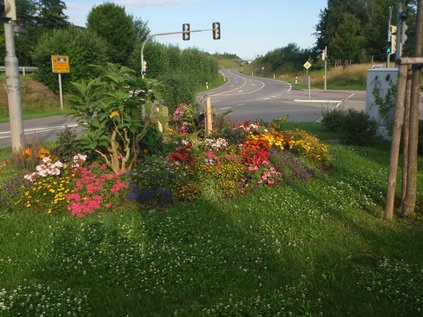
top-left (0, 124), bottom-right (78, 139)
top-left (294, 99), bottom-right (342, 103)
top-left (264, 97), bottom-right (270, 100)
top-left (219, 107), bottom-right (232, 111)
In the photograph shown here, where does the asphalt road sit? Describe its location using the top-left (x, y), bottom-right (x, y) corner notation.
top-left (198, 69), bottom-right (366, 122)
top-left (0, 115), bottom-right (78, 148)
top-left (0, 69), bottom-right (393, 148)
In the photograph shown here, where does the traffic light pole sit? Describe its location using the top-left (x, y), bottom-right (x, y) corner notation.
top-left (140, 27), bottom-right (215, 79)
top-left (387, 6), bottom-right (393, 68)
top-left (3, 19), bottom-right (24, 152)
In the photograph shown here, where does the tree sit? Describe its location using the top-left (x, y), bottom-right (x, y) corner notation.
top-left (330, 13), bottom-right (365, 61)
top-left (14, 0), bottom-right (41, 65)
top-left (32, 27), bottom-right (109, 93)
top-left (87, 3), bottom-right (137, 65)
top-left (38, 0), bottom-right (69, 31)
top-left (132, 17), bottom-right (150, 43)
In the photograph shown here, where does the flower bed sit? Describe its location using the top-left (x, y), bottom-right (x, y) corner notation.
top-left (0, 104), bottom-right (331, 216)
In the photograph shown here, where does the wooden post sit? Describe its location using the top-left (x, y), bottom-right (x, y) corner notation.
top-left (205, 96), bottom-right (212, 136)
top-left (385, 63), bottom-right (408, 220)
top-left (162, 106), bottom-right (169, 142)
top-left (401, 0), bottom-right (423, 218)
top-left (400, 68), bottom-right (413, 207)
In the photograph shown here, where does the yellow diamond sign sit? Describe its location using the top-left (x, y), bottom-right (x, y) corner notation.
top-left (303, 61), bottom-right (312, 70)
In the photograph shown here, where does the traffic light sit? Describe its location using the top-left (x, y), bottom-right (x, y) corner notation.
top-left (390, 34), bottom-right (396, 54)
top-left (0, 0), bottom-right (16, 21)
top-left (182, 23), bottom-right (190, 41)
top-left (386, 25), bottom-right (396, 55)
top-left (386, 42), bottom-right (392, 54)
top-left (142, 60), bottom-right (147, 74)
top-left (212, 22), bottom-right (221, 40)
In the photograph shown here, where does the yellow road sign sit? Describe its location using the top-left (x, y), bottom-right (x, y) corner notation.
top-left (51, 55), bottom-right (70, 73)
top-left (303, 61), bottom-right (312, 70)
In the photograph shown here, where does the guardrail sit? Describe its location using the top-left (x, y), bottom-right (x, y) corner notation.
top-left (0, 66), bottom-right (38, 76)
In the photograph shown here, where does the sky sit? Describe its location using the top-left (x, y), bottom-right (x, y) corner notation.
top-left (65, 0), bottom-right (328, 60)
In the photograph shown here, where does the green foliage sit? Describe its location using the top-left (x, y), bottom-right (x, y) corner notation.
top-left (1, 122), bottom-right (423, 316)
top-left (322, 108), bottom-right (379, 145)
top-left (128, 44), bottom-right (219, 112)
top-left (68, 63), bottom-right (160, 173)
top-left (341, 109), bottom-right (379, 145)
top-left (31, 27), bottom-right (109, 93)
top-left (372, 78), bottom-right (396, 125)
top-left (38, 0), bottom-right (69, 31)
top-left (321, 108), bottom-right (347, 132)
top-left (87, 2), bottom-right (138, 65)
top-left (53, 126), bottom-right (81, 162)
top-left (419, 120), bottom-right (423, 156)
top-left (314, 0), bottom-right (417, 62)
top-left (255, 43), bottom-right (312, 73)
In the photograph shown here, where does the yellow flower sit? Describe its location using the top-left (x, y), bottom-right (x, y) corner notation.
top-left (109, 110), bottom-right (120, 119)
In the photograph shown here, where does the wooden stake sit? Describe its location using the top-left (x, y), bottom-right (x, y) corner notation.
top-left (205, 96), bottom-right (212, 136)
top-left (385, 64), bottom-right (408, 220)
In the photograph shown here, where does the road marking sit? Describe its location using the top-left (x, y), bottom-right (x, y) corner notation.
top-left (218, 107), bottom-right (232, 111)
top-left (0, 124), bottom-right (78, 139)
top-left (238, 103), bottom-right (245, 106)
top-left (264, 97), bottom-right (270, 100)
top-left (294, 99), bottom-right (342, 103)
top-left (287, 83), bottom-right (292, 92)
top-left (314, 94), bottom-right (354, 122)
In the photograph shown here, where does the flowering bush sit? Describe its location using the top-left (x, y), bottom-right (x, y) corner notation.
top-left (173, 103), bottom-right (196, 134)
top-left (16, 154), bottom-right (83, 214)
top-left (12, 146), bottom-right (51, 171)
top-left (286, 129), bottom-right (331, 169)
top-left (66, 163), bottom-right (129, 218)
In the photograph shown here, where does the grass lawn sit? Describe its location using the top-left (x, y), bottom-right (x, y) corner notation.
top-left (0, 123), bottom-right (422, 316)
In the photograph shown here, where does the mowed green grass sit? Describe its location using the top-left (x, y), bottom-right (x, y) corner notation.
top-left (0, 123), bottom-right (422, 316)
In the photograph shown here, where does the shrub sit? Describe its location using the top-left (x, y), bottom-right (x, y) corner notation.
top-left (54, 127), bottom-right (81, 162)
top-left (341, 109), bottom-right (379, 146)
top-left (321, 108), bottom-right (347, 132)
top-left (321, 108), bottom-right (379, 146)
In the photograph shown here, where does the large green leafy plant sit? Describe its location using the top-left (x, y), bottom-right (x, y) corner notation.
top-left (69, 63), bottom-right (162, 174)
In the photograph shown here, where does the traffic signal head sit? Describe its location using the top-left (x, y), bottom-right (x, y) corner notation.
top-left (401, 21), bottom-right (408, 45)
top-left (0, 0), bottom-right (16, 21)
top-left (212, 22), bottom-right (221, 40)
top-left (390, 34), bottom-right (396, 54)
top-left (386, 42), bottom-right (392, 54)
top-left (182, 23), bottom-right (190, 41)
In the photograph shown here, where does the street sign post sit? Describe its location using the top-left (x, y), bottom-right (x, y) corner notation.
top-left (303, 61), bottom-right (312, 99)
top-left (51, 55), bottom-right (70, 110)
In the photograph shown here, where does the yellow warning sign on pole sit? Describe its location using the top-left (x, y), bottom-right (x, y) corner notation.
top-left (51, 55), bottom-right (70, 73)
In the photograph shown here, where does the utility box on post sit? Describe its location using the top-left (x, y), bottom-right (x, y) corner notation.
top-left (365, 68), bottom-right (398, 138)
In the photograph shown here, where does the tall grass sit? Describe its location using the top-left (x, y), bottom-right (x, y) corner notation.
top-left (0, 123), bottom-right (422, 316)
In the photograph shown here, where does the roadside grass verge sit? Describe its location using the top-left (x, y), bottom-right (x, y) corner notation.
top-left (0, 123), bottom-right (422, 316)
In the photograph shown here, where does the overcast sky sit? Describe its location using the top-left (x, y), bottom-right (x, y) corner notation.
top-left (65, 0), bottom-right (328, 60)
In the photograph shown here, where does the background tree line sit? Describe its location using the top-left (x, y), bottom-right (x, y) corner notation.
top-left (0, 0), bottom-right (219, 112)
top-left (256, 0), bottom-right (417, 73)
